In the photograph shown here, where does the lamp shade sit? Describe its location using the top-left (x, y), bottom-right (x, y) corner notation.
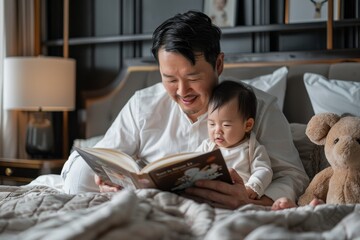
top-left (4, 56), bottom-right (76, 111)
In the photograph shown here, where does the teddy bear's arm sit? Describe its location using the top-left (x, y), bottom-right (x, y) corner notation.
top-left (297, 167), bottom-right (333, 206)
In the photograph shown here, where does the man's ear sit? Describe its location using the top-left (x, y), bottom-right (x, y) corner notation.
top-left (216, 52), bottom-right (224, 76)
top-left (245, 118), bottom-right (255, 132)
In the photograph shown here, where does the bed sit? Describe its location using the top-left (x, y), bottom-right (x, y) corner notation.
top-left (1, 52), bottom-right (360, 239)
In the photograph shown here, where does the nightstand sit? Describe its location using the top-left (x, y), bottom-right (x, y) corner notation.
top-left (0, 158), bottom-right (66, 186)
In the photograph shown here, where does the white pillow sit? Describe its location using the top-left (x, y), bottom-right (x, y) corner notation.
top-left (304, 73), bottom-right (360, 117)
top-left (240, 67), bottom-right (288, 110)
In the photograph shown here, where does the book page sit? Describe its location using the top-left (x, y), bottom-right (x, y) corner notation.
top-left (75, 147), bottom-right (142, 189)
top-left (141, 152), bottom-right (203, 173)
top-left (78, 147), bottom-right (140, 173)
top-left (102, 165), bottom-right (136, 190)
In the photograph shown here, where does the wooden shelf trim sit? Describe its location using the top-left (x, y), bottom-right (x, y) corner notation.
top-left (0, 158), bottom-right (66, 168)
top-left (0, 176), bottom-right (34, 183)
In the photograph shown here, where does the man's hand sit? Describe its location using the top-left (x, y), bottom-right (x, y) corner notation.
top-left (184, 168), bottom-right (274, 209)
top-left (94, 174), bottom-right (122, 192)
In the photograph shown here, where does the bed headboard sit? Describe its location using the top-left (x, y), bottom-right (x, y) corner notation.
top-left (83, 55), bottom-right (360, 138)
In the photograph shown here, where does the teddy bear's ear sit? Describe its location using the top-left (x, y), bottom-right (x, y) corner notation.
top-left (305, 113), bottom-right (340, 145)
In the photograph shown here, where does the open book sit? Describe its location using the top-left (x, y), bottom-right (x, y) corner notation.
top-left (74, 147), bottom-right (232, 192)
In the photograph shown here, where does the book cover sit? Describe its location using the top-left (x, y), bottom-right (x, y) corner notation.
top-left (149, 149), bottom-right (232, 192)
top-left (75, 147), bottom-right (232, 192)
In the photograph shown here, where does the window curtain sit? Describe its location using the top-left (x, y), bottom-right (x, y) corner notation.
top-left (0, 0), bottom-right (4, 157)
top-left (0, 0), bottom-right (36, 158)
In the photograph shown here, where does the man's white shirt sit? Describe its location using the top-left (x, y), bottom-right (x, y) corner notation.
top-left (62, 82), bottom-right (309, 201)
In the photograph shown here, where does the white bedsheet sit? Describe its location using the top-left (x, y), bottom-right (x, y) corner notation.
top-left (27, 174), bottom-right (64, 192)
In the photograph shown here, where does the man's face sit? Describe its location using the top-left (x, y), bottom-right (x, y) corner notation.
top-left (159, 49), bottom-right (223, 122)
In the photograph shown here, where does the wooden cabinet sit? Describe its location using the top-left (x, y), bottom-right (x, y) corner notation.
top-left (0, 158), bottom-right (66, 186)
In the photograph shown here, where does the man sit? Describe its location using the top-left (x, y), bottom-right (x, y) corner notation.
top-left (61, 10), bottom-right (309, 209)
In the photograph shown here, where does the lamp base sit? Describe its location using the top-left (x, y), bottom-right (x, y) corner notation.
top-left (26, 112), bottom-right (54, 158)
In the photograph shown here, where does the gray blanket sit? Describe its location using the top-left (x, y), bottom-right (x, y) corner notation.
top-left (1, 185), bottom-right (360, 240)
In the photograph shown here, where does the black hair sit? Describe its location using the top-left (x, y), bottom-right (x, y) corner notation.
top-left (209, 81), bottom-right (257, 121)
top-left (151, 10), bottom-right (221, 68)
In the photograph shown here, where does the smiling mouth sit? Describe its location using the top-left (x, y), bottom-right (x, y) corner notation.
top-left (179, 95), bottom-right (197, 105)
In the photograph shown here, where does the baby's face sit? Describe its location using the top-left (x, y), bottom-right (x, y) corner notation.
top-left (207, 98), bottom-right (252, 148)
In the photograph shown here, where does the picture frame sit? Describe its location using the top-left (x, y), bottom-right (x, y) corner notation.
top-left (285, 0), bottom-right (341, 24)
top-left (203, 0), bottom-right (237, 27)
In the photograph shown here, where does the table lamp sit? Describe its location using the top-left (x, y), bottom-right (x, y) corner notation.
top-left (4, 56), bottom-right (75, 158)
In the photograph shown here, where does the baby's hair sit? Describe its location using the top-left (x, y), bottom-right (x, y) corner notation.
top-left (209, 80), bottom-right (257, 121)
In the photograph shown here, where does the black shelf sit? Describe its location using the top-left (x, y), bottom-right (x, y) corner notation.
top-left (223, 19), bottom-right (360, 34)
top-left (43, 19), bottom-right (360, 47)
top-left (45, 33), bottom-right (153, 47)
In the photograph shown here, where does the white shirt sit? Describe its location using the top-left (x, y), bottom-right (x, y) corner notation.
top-left (196, 133), bottom-right (273, 198)
top-left (62, 82), bottom-right (309, 201)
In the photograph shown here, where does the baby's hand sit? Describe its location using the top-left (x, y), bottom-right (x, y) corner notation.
top-left (246, 187), bottom-right (258, 199)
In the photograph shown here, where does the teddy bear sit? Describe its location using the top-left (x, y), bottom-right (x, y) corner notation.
top-left (297, 112), bottom-right (360, 205)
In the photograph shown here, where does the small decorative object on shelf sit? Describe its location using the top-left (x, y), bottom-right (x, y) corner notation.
top-left (203, 0), bottom-right (237, 27)
top-left (285, 0), bottom-right (341, 24)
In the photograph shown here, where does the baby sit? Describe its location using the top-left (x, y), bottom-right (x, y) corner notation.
top-left (197, 80), bottom-right (273, 199)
